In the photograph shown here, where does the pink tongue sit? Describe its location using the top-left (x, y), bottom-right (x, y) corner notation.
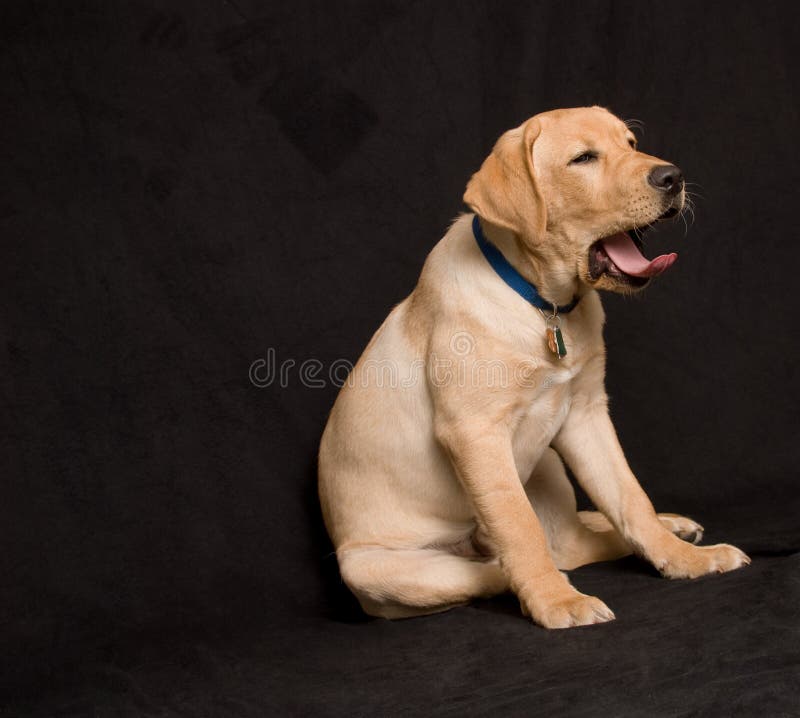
top-left (601, 232), bottom-right (677, 278)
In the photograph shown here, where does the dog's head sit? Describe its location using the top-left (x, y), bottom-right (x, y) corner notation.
top-left (463, 106), bottom-right (686, 294)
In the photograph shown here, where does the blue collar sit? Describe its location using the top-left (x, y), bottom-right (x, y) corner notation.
top-left (472, 215), bottom-right (580, 314)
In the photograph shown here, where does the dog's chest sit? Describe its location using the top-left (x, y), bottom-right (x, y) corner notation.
top-left (510, 362), bottom-right (577, 479)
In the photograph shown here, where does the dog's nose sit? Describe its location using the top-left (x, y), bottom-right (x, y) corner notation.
top-left (648, 164), bottom-right (684, 194)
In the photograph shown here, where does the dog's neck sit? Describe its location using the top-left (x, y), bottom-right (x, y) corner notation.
top-left (479, 219), bottom-right (584, 308)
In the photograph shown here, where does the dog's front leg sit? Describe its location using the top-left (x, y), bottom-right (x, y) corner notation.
top-left (436, 422), bottom-right (615, 628)
top-left (553, 400), bottom-right (750, 578)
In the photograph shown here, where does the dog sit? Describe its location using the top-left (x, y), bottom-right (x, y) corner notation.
top-left (318, 106), bottom-right (749, 628)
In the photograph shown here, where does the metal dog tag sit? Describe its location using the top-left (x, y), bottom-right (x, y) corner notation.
top-left (545, 315), bottom-right (567, 359)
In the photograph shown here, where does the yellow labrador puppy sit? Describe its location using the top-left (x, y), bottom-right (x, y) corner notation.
top-left (318, 106), bottom-right (749, 628)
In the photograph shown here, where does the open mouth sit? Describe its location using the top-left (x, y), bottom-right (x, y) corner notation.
top-left (588, 207), bottom-right (680, 287)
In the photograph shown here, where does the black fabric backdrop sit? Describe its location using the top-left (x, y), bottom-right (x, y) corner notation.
top-left (2, 1), bottom-right (799, 716)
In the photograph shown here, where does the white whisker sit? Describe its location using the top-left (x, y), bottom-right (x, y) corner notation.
top-left (678, 195), bottom-right (696, 234)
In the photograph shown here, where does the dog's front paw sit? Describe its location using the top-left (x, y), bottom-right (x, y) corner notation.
top-left (523, 590), bottom-right (615, 629)
top-left (657, 542), bottom-right (750, 579)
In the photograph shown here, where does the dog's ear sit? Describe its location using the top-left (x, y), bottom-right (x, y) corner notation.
top-left (463, 117), bottom-right (546, 242)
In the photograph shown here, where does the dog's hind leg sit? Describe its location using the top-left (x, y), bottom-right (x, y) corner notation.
top-left (524, 448), bottom-right (632, 570)
top-left (579, 511), bottom-right (704, 545)
top-left (337, 545), bottom-right (508, 619)
top-left (525, 448), bottom-right (705, 569)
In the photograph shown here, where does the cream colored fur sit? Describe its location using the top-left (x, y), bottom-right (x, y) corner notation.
top-left (318, 106), bottom-right (748, 628)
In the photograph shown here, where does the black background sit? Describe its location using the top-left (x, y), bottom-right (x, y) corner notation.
top-left (2, 1), bottom-right (799, 715)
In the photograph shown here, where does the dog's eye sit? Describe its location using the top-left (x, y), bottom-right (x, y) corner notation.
top-left (628, 138), bottom-right (637, 149)
top-left (570, 152), bottom-right (597, 165)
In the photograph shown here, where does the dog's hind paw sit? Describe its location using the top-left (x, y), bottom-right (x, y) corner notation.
top-left (657, 513), bottom-right (704, 544)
